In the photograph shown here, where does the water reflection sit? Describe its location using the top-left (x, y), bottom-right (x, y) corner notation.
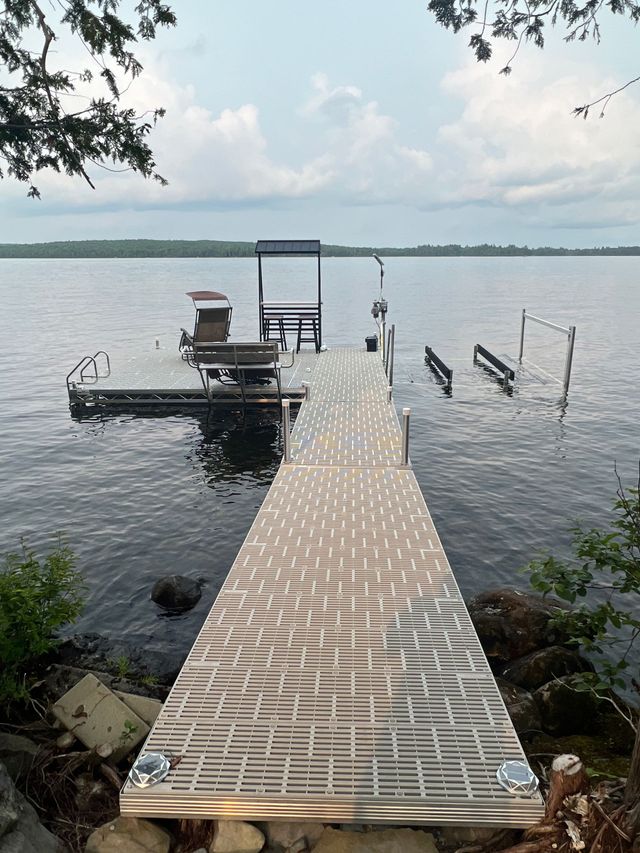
top-left (190, 409), bottom-right (283, 486)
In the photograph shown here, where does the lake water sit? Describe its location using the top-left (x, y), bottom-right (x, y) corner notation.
top-left (1, 256), bottom-right (638, 659)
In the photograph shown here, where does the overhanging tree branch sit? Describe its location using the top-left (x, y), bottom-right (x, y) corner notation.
top-left (0, 0), bottom-right (176, 197)
top-left (427, 0), bottom-right (640, 111)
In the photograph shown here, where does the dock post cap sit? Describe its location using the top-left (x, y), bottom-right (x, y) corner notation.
top-left (496, 761), bottom-right (539, 798)
top-left (282, 400), bottom-right (290, 408)
top-left (403, 407), bottom-right (411, 415)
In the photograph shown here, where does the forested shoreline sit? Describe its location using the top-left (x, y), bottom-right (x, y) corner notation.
top-left (1, 238), bottom-right (640, 259)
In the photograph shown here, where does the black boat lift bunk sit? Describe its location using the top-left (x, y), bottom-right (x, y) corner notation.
top-left (256, 240), bottom-right (322, 353)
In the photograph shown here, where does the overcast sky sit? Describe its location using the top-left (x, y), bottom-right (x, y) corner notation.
top-left (2, 0), bottom-right (639, 247)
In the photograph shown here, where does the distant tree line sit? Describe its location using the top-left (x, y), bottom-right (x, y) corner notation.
top-left (1, 239), bottom-right (640, 259)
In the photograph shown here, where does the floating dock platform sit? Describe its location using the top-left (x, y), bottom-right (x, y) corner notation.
top-left (120, 347), bottom-right (544, 826)
top-left (67, 347), bottom-right (317, 408)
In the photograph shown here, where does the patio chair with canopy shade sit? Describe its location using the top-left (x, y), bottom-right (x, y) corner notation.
top-left (179, 291), bottom-right (232, 361)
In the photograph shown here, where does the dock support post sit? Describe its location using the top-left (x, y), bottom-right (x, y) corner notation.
top-left (473, 344), bottom-right (478, 364)
top-left (388, 324), bottom-right (395, 386)
top-left (282, 400), bottom-right (291, 462)
top-left (387, 385), bottom-right (392, 403)
top-left (518, 308), bottom-right (526, 362)
top-left (302, 382), bottom-right (311, 401)
top-left (503, 370), bottom-right (510, 391)
top-left (562, 325), bottom-right (576, 399)
top-left (401, 407), bottom-right (410, 466)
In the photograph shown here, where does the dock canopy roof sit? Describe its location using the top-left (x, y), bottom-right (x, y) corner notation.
top-left (255, 240), bottom-right (320, 256)
top-left (185, 291), bottom-right (229, 301)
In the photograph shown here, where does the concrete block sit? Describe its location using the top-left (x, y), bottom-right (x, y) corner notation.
top-left (114, 692), bottom-right (162, 728)
top-left (52, 674), bottom-right (149, 761)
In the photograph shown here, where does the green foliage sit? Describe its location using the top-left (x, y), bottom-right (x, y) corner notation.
top-left (108, 654), bottom-right (132, 679)
top-left (0, 1), bottom-right (176, 197)
top-left (139, 673), bottom-right (159, 686)
top-left (426, 0), bottom-right (640, 71)
top-left (0, 538), bottom-right (85, 701)
top-left (526, 473), bottom-right (640, 693)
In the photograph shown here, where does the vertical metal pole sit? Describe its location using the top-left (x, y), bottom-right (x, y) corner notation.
top-left (562, 326), bottom-right (576, 398)
top-left (519, 308), bottom-right (526, 362)
top-left (317, 252), bottom-right (322, 349)
top-left (384, 328), bottom-right (390, 374)
top-left (258, 253), bottom-right (264, 340)
top-left (387, 385), bottom-right (392, 402)
top-left (401, 408), bottom-right (411, 466)
top-left (380, 319), bottom-right (386, 363)
top-left (282, 400), bottom-right (291, 462)
top-left (388, 324), bottom-right (395, 386)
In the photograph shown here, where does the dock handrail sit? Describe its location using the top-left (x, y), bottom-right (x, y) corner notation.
top-left (66, 351), bottom-right (111, 393)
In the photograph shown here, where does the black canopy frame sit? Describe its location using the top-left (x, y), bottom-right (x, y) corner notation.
top-left (255, 240), bottom-right (322, 352)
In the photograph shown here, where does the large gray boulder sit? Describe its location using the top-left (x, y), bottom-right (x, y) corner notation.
top-left (151, 576), bottom-right (202, 611)
top-left (0, 765), bottom-right (19, 838)
top-left (533, 674), bottom-right (601, 735)
top-left (0, 736), bottom-right (38, 785)
top-left (85, 817), bottom-right (170, 853)
top-left (311, 828), bottom-right (438, 853)
top-left (501, 646), bottom-right (594, 690)
top-left (467, 588), bottom-right (569, 662)
top-left (496, 678), bottom-right (542, 737)
top-left (0, 762), bottom-right (63, 853)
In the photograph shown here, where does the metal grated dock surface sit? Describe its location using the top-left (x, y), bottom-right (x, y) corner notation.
top-left (120, 348), bottom-right (544, 826)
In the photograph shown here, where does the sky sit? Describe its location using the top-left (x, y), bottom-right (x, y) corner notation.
top-left (1, 0), bottom-right (640, 247)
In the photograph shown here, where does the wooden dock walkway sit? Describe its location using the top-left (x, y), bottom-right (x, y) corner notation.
top-left (120, 347), bottom-right (544, 827)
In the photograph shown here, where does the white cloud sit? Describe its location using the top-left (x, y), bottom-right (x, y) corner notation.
top-left (20, 68), bottom-right (433, 210)
top-left (430, 54), bottom-right (640, 226)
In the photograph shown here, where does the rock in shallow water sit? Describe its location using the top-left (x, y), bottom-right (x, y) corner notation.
top-left (501, 645), bottom-right (594, 690)
top-left (151, 575), bottom-right (202, 611)
top-left (467, 588), bottom-right (569, 662)
top-left (496, 677), bottom-right (542, 737)
top-left (533, 674), bottom-right (601, 735)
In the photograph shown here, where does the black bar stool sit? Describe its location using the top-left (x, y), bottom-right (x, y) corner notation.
top-left (264, 315), bottom-right (287, 350)
top-left (296, 317), bottom-right (319, 353)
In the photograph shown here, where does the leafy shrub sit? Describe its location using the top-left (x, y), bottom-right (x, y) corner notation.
top-left (0, 538), bottom-right (85, 701)
top-left (526, 469), bottom-right (640, 695)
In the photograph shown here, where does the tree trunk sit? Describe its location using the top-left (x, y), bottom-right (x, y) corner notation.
top-left (624, 724), bottom-right (640, 840)
top-left (545, 754), bottom-right (588, 819)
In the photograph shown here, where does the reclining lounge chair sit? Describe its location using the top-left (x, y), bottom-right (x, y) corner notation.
top-left (179, 291), bottom-right (232, 359)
